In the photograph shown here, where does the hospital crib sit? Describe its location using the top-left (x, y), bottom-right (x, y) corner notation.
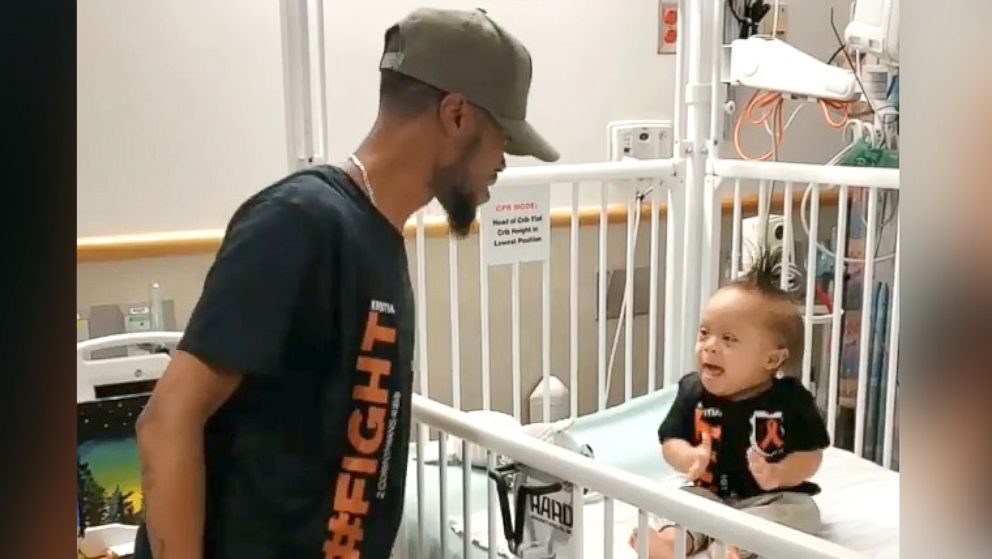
top-left (392, 157), bottom-right (899, 559)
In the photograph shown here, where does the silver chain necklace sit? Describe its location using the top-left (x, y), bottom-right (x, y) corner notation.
top-left (348, 153), bottom-right (376, 207)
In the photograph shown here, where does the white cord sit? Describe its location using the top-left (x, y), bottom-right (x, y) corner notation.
top-left (761, 101), bottom-right (803, 268)
top-left (603, 188), bottom-right (649, 402)
top-left (784, 102), bottom-right (804, 130)
top-left (762, 101), bottom-right (805, 138)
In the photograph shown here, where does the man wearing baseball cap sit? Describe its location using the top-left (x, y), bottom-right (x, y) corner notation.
top-left (133, 7), bottom-right (556, 559)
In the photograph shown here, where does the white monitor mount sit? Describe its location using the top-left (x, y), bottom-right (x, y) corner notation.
top-left (730, 36), bottom-right (859, 102)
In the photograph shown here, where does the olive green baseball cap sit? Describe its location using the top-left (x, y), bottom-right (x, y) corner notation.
top-left (380, 8), bottom-right (559, 162)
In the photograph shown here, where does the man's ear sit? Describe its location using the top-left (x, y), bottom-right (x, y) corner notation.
top-left (437, 93), bottom-right (469, 135)
top-left (765, 348), bottom-right (789, 371)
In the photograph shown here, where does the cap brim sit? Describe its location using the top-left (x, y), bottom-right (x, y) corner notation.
top-left (495, 116), bottom-right (560, 162)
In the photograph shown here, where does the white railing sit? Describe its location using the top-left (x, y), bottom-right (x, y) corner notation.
top-left (410, 393), bottom-right (869, 559)
top-left (411, 158), bottom-right (684, 424)
top-left (712, 160), bottom-right (900, 190)
top-left (495, 159), bottom-right (678, 187)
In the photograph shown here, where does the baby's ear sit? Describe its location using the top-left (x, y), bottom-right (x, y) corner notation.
top-left (765, 348), bottom-right (789, 371)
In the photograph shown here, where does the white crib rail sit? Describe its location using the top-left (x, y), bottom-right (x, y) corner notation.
top-left (495, 159), bottom-right (678, 186)
top-left (412, 158), bottom-right (682, 422)
top-left (412, 393), bottom-right (869, 559)
top-left (711, 160), bottom-right (900, 190)
top-left (710, 160), bottom-right (900, 463)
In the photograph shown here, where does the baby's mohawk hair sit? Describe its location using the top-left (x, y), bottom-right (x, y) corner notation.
top-left (733, 246), bottom-right (795, 298)
top-left (727, 245), bottom-right (804, 374)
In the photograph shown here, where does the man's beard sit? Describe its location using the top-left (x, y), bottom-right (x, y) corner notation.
top-left (432, 135), bottom-right (482, 238)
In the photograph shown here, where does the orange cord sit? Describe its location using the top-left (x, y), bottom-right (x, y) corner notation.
top-left (819, 99), bottom-right (851, 128)
top-left (734, 91), bottom-right (785, 161)
top-left (734, 90), bottom-right (854, 160)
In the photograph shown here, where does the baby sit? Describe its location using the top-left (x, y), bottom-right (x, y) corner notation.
top-left (631, 250), bottom-right (830, 559)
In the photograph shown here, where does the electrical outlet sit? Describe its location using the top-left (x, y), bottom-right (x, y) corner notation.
top-left (658, 1), bottom-right (678, 54)
top-left (760, 1), bottom-right (788, 40)
top-left (125, 305), bottom-right (153, 333)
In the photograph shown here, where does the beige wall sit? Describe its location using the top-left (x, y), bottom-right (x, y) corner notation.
top-left (76, 0), bottom-right (855, 235)
top-left (76, 0), bottom-right (288, 237)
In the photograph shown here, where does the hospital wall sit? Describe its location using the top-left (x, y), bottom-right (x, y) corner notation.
top-left (77, 0), bottom-right (853, 237)
top-left (77, 0), bottom-right (855, 416)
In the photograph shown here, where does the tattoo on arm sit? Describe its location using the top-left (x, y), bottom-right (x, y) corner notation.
top-left (140, 459), bottom-right (161, 557)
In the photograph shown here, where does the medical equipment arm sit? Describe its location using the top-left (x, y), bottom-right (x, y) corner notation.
top-left (136, 350), bottom-right (242, 559)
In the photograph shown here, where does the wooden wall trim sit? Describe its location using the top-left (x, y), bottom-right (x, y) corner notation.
top-left (77, 191), bottom-right (838, 263)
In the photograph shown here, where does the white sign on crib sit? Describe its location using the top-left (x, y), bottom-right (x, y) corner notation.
top-left (481, 183), bottom-right (551, 266)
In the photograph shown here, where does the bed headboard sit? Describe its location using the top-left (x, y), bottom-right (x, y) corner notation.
top-left (76, 332), bottom-right (182, 403)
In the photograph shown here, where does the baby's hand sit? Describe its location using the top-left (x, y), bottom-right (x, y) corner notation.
top-left (685, 432), bottom-right (713, 481)
top-left (747, 448), bottom-right (782, 491)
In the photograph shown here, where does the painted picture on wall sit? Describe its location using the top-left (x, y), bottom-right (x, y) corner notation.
top-left (78, 394), bottom-right (149, 528)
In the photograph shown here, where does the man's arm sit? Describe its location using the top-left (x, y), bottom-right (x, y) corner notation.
top-left (132, 198), bottom-right (318, 558)
top-left (136, 350), bottom-right (242, 559)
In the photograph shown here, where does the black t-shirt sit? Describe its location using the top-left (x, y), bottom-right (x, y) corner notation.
top-left (657, 372), bottom-right (830, 500)
top-left (134, 166), bottom-right (415, 559)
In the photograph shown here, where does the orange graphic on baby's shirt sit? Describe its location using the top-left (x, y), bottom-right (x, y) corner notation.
top-left (750, 411), bottom-right (786, 456)
top-left (759, 418), bottom-right (785, 452)
top-left (693, 407), bottom-right (721, 488)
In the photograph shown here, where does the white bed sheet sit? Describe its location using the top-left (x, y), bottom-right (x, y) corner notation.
top-left (450, 447), bottom-right (899, 558)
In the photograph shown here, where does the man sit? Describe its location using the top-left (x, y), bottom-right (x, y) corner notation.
top-left (133, 8), bottom-right (557, 559)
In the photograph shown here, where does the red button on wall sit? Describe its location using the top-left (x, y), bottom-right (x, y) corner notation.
top-left (665, 29), bottom-right (677, 44)
top-left (664, 10), bottom-right (678, 25)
